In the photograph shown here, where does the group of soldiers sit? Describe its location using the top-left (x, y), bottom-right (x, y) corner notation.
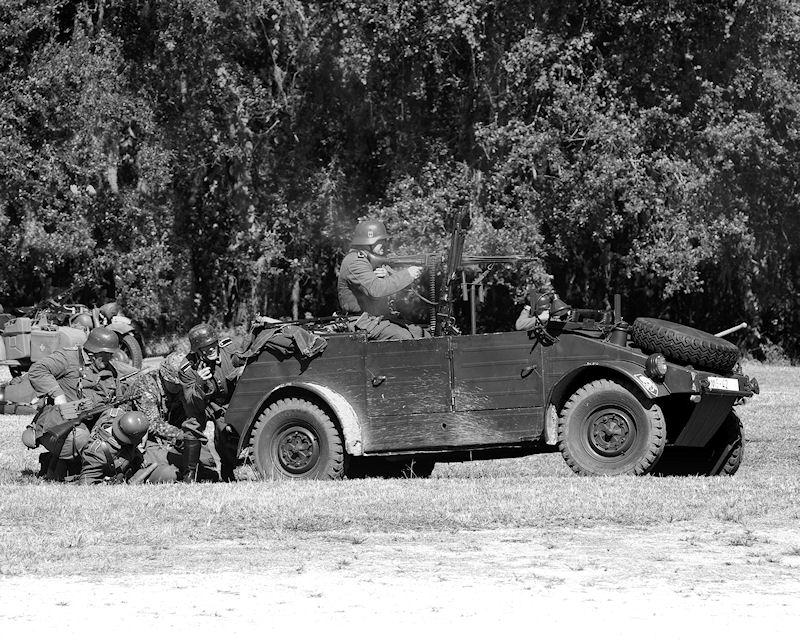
top-left (16, 219), bottom-right (548, 484)
top-left (23, 322), bottom-right (242, 484)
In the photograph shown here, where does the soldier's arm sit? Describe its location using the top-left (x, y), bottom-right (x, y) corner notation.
top-left (132, 375), bottom-right (183, 442)
top-left (28, 351), bottom-right (70, 399)
top-left (78, 443), bottom-right (110, 485)
top-left (179, 363), bottom-right (209, 422)
top-left (345, 257), bottom-right (415, 299)
top-left (515, 306), bottom-right (549, 331)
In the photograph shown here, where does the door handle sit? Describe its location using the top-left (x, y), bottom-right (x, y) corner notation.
top-left (520, 365), bottom-right (537, 379)
top-left (372, 375), bottom-right (387, 387)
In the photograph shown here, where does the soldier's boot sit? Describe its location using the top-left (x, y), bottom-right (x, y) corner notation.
top-left (37, 452), bottom-right (52, 477)
top-left (181, 437), bottom-right (202, 483)
top-left (220, 461), bottom-right (236, 483)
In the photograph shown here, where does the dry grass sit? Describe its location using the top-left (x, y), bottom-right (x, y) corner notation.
top-left (0, 362), bottom-right (798, 577)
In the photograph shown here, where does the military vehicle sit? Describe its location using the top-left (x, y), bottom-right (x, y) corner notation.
top-left (223, 217), bottom-right (758, 480)
top-left (0, 297), bottom-right (143, 375)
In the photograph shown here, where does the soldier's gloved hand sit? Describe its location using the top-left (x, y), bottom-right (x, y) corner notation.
top-left (408, 266), bottom-right (423, 280)
top-left (53, 394), bottom-right (68, 405)
top-left (197, 364), bottom-right (213, 381)
top-left (374, 266), bottom-right (388, 278)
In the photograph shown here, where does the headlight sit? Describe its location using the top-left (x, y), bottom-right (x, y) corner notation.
top-left (645, 353), bottom-right (667, 380)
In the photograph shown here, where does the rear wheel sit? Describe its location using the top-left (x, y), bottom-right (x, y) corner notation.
top-left (653, 412), bottom-right (744, 477)
top-left (558, 378), bottom-right (666, 476)
top-left (250, 398), bottom-right (344, 480)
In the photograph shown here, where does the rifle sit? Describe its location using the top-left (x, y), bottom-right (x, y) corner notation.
top-left (40, 391), bottom-right (141, 480)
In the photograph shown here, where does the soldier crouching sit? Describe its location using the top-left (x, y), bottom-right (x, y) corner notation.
top-left (178, 324), bottom-right (244, 482)
top-left (26, 327), bottom-right (137, 480)
top-left (79, 410), bottom-right (151, 484)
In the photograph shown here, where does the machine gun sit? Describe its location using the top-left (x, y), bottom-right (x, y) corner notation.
top-left (368, 218), bottom-right (534, 336)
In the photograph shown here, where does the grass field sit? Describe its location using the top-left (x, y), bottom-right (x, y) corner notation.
top-left (1, 362), bottom-right (798, 634)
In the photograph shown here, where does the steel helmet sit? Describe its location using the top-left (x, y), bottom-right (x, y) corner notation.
top-left (99, 301), bottom-right (122, 321)
top-left (188, 323), bottom-right (218, 353)
top-left (83, 327), bottom-right (119, 354)
top-left (351, 220), bottom-right (389, 247)
top-left (112, 411), bottom-right (149, 445)
top-left (70, 313), bottom-right (94, 330)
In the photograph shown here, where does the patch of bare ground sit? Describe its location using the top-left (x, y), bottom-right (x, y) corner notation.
top-left (2, 523), bottom-right (799, 635)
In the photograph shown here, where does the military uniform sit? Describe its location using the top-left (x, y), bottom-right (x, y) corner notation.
top-left (28, 347), bottom-right (137, 463)
top-left (178, 338), bottom-right (243, 481)
top-left (78, 416), bottom-right (144, 484)
top-left (337, 249), bottom-right (422, 341)
top-left (127, 369), bottom-right (218, 482)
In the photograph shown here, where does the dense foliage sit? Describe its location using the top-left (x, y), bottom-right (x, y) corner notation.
top-left (1, 1), bottom-right (799, 358)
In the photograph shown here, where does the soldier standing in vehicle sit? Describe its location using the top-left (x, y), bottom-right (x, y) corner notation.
top-left (338, 219), bottom-right (425, 340)
top-left (27, 327), bottom-right (136, 478)
top-left (178, 324), bottom-right (243, 482)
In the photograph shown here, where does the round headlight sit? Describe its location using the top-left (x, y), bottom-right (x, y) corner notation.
top-left (645, 353), bottom-right (667, 380)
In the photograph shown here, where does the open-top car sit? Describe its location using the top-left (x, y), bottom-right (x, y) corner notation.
top-left (224, 216), bottom-right (758, 480)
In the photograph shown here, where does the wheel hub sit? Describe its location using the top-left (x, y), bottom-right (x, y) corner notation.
top-left (276, 426), bottom-right (319, 473)
top-left (587, 409), bottom-right (633, 456)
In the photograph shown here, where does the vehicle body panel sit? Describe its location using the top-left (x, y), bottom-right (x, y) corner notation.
top-left (225, 323), bottom-right (755, 462)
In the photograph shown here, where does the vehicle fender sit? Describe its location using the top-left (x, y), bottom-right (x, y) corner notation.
top-left (240, 381), bottom-right (364, 456)
top-left (547, 361), bottom-right (668, 413)
top-left (108, 322), bottom-right (134, 336)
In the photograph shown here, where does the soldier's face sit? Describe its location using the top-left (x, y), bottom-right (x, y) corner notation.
top-left (199, 343), bottom-right (219, 363)
top-left (88, 351), bottom-right (113, 371)
top-left (372, 242), bottom-right (386, 256)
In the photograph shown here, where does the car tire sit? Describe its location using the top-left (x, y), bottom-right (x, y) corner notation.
top-left (115, 334), bottom-right (143, 369)
top-left (652, 411), bottom-right (744, 477)
top-left (631, 317), bottom-right (739, 374)
top-left (250, 397), bottom-right (344, 480)
top-left (558, 378), bottom-right (666, 476)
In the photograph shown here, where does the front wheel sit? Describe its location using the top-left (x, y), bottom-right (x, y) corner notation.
top-left (558, 378), bottom-right (666, 476)
top-left (250, 398), bottom-right (344, 480)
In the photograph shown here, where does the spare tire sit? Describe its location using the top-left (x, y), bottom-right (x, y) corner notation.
top-left (631, 317), bottom-right (739, 374)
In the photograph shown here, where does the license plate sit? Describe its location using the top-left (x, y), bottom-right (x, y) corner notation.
top-left (707, 376), bottom-right (739, 392)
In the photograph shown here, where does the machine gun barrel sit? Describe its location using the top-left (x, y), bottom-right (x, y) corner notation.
top-left (374, 254), bottom-right (533, 269)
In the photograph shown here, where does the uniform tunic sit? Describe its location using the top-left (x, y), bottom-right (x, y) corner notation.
top-left (178, 342), bottom-right (243, 424)
top-left (28, 347), bottom-right (131, 404)
top-left (337, 250), bottom-right (422, 341)
top-left (28, 348), bottom-right (136, 459)
top-left (78, 424), bottom-right (143, 485)
top-left (337, 250), bottom-right (415, 316)
top-left (178, 341), bottom-right (244, 480)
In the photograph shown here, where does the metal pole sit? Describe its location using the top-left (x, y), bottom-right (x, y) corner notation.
top-left (470, 284), bottom-right (477, 335)
top-left (715, 322), bottom-right (748, 338)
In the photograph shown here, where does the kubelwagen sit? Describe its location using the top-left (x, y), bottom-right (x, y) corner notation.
top-left (225, 291), bottom-right (758, 480)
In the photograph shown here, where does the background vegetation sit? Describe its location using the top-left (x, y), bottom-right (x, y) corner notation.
top-left (1, 1), bottom-right (799, 359)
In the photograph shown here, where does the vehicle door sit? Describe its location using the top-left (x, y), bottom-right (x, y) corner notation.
top-left (449, 331), bottom-right (545, 442)
top-left (362, 336), bottom-right (451, 452)
top-left (451, 331), bottom-right (544, 410)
